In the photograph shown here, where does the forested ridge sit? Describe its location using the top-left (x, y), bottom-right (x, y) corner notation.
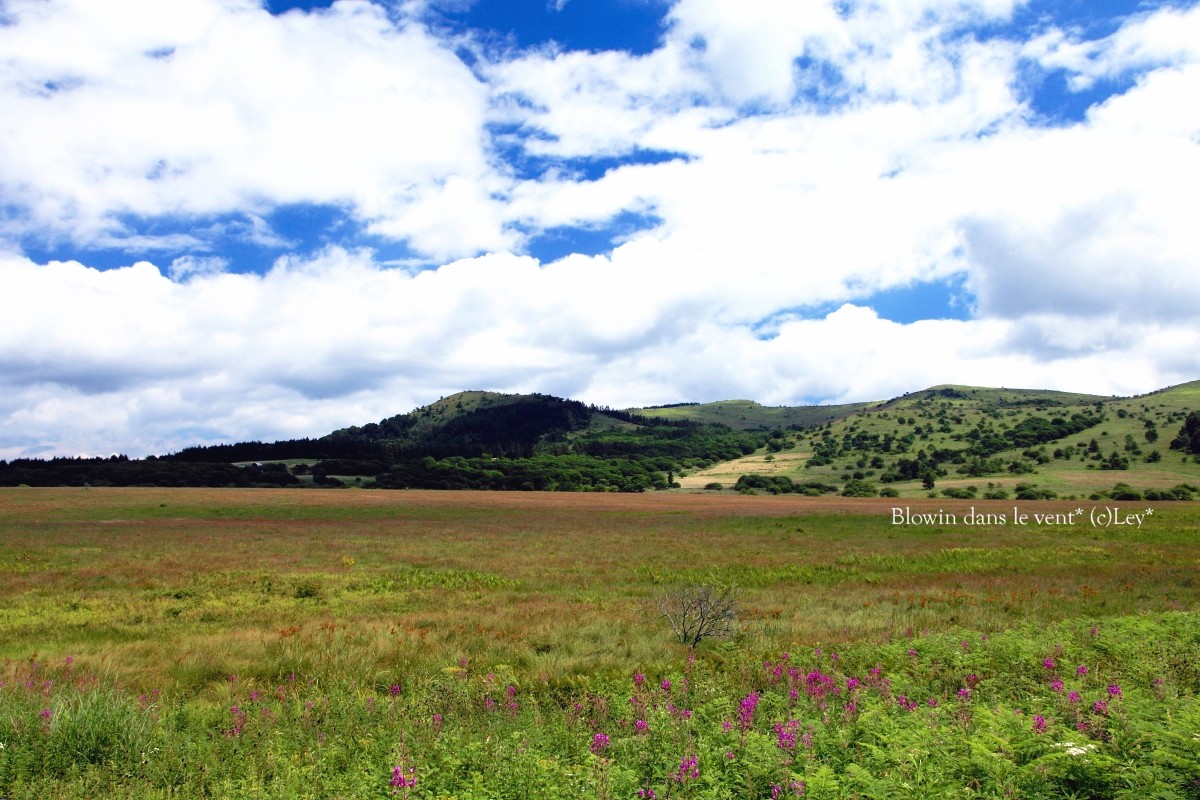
top-left (0, 393), bottom-right (761, 491)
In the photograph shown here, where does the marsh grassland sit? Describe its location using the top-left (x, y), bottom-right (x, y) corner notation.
top-left (2, 488), bottom-right (1199, 798)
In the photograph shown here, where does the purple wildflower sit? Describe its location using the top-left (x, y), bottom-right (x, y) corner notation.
top-left (1032, 715), bottom-right (1047, 734)
top-left (673, 754), bottom-right (699, 783)
top-left (774, 720), bottom-right (799, 750)
top-left (590, 733), bottom-right (610, 755)
top-left (738, 691), bottom-right (760, 732)
top-left (390, 765), bottom-right (417, 795)
top-left (1076, 665), bottom-right (1089, 677)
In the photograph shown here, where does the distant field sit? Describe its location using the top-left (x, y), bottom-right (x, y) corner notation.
top-left (3, 488), bottom-right (1199, 798)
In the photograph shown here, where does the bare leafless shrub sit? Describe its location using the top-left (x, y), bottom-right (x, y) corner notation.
top-left (655, 583), bottom-right (740, 647)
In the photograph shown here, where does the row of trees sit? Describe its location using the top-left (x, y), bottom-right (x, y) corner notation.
top-left (0, 458), bottom-right (298, 488)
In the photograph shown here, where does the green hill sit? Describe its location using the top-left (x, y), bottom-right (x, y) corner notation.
top-left (628, 398), bottom-right (874, 430)
top-left (3, 381), bottom-right (1199, 497)
top-left (73, 391), bottom-right (763, 492)
top-left (689, 380), bottom-right (1200, 501)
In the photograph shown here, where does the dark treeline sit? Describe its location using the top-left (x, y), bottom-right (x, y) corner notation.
top-left (370, 454), bottom-right (672, 492)
top-left (164, 438), bottom-right (380, 463)
top-left (732, 474), bottom-right (838, 496)
top-left (0, 457), bottom-right (298, 488)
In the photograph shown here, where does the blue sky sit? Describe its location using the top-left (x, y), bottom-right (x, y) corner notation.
top-left (2, 0), bottom-right (1199, 457)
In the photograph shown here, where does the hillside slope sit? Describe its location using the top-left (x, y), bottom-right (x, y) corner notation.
top-left (690, 381), bottom-right (1200, 501)
top-left (3, 382), bottom-right (1198, 496)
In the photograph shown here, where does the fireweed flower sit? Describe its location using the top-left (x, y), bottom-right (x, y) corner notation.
top-left (1092, 700), bottom-right (1109, 715)
top-left (774, 720), bottom-right (800, 750)
top-left (635, 719), bottom-right (649, 734)
top-left (390, 766), bottom-right (417, 793)
top-left (1068, 691), bottom-right (1082, 704)
top-left (1076, 665), bottom-right (1089, 677)
top-left (590, 733), bottom-right (610, 755)
top-left (661, 679), bottom-right (672, 692)
top-left (1107, 684), bottom-right (1122, 699)
top-left (1032, 715), bottom-right (1047, 734)
top-left (673, 754), bottom-right (699, 783)
top-left (1043, 658), bottom-right (1056, 670)
top-left (633, 672), bottom-right (645, 687)
top-left (1051, 680), bottom-right (1065, 693)
top-left (738, 691), bottom-right (760, 732)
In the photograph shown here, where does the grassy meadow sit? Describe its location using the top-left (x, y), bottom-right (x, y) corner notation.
top-left (3, 487), bottom-right (1200, 798)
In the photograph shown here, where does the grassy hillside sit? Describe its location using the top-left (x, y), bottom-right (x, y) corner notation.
top-left (629, 398), bottom-right (874, 430)
top-left (684, 381), bottom-right (1200, 501)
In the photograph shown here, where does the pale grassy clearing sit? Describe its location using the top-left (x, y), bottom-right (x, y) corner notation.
top-left (677, 451), bottom-right (810, 488)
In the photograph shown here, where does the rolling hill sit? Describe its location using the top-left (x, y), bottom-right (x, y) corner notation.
top-left (670, 381), bottom-right (1200, 501)
top-left (2, 382), bottom-right (1198, 499)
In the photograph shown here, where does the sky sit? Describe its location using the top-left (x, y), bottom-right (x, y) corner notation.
top-left (2, 0), bottom-right (1200, 458)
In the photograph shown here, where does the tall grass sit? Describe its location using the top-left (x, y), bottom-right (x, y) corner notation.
top-left (2, 488), bottom-right (1199, 797)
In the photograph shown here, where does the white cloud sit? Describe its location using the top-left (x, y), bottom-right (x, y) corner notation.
top-left (0, 0), bottom-right (506, 259)
top-left (2, 0), bottom-right (1200, 457)
top-left (4, 237), bottom-right (1198, 457)
top-left (1024, 3), bottom-right (1200, 91)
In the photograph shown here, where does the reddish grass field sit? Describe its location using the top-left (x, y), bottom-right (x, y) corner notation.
top-left (2, 487), bottom-right (1198, 694)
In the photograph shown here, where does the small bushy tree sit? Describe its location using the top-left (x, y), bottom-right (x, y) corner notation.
top-left (655, 584), bottom-right (740, 647)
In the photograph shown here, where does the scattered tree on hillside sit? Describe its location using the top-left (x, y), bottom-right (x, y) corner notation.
top-left (1169, 411), bottom-right (1200, 454)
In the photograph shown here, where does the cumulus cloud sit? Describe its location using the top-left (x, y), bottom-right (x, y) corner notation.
top-left (0, 0), bottom-right (506, 260)
top-left (2, 0), bottom-right (1199, 457)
